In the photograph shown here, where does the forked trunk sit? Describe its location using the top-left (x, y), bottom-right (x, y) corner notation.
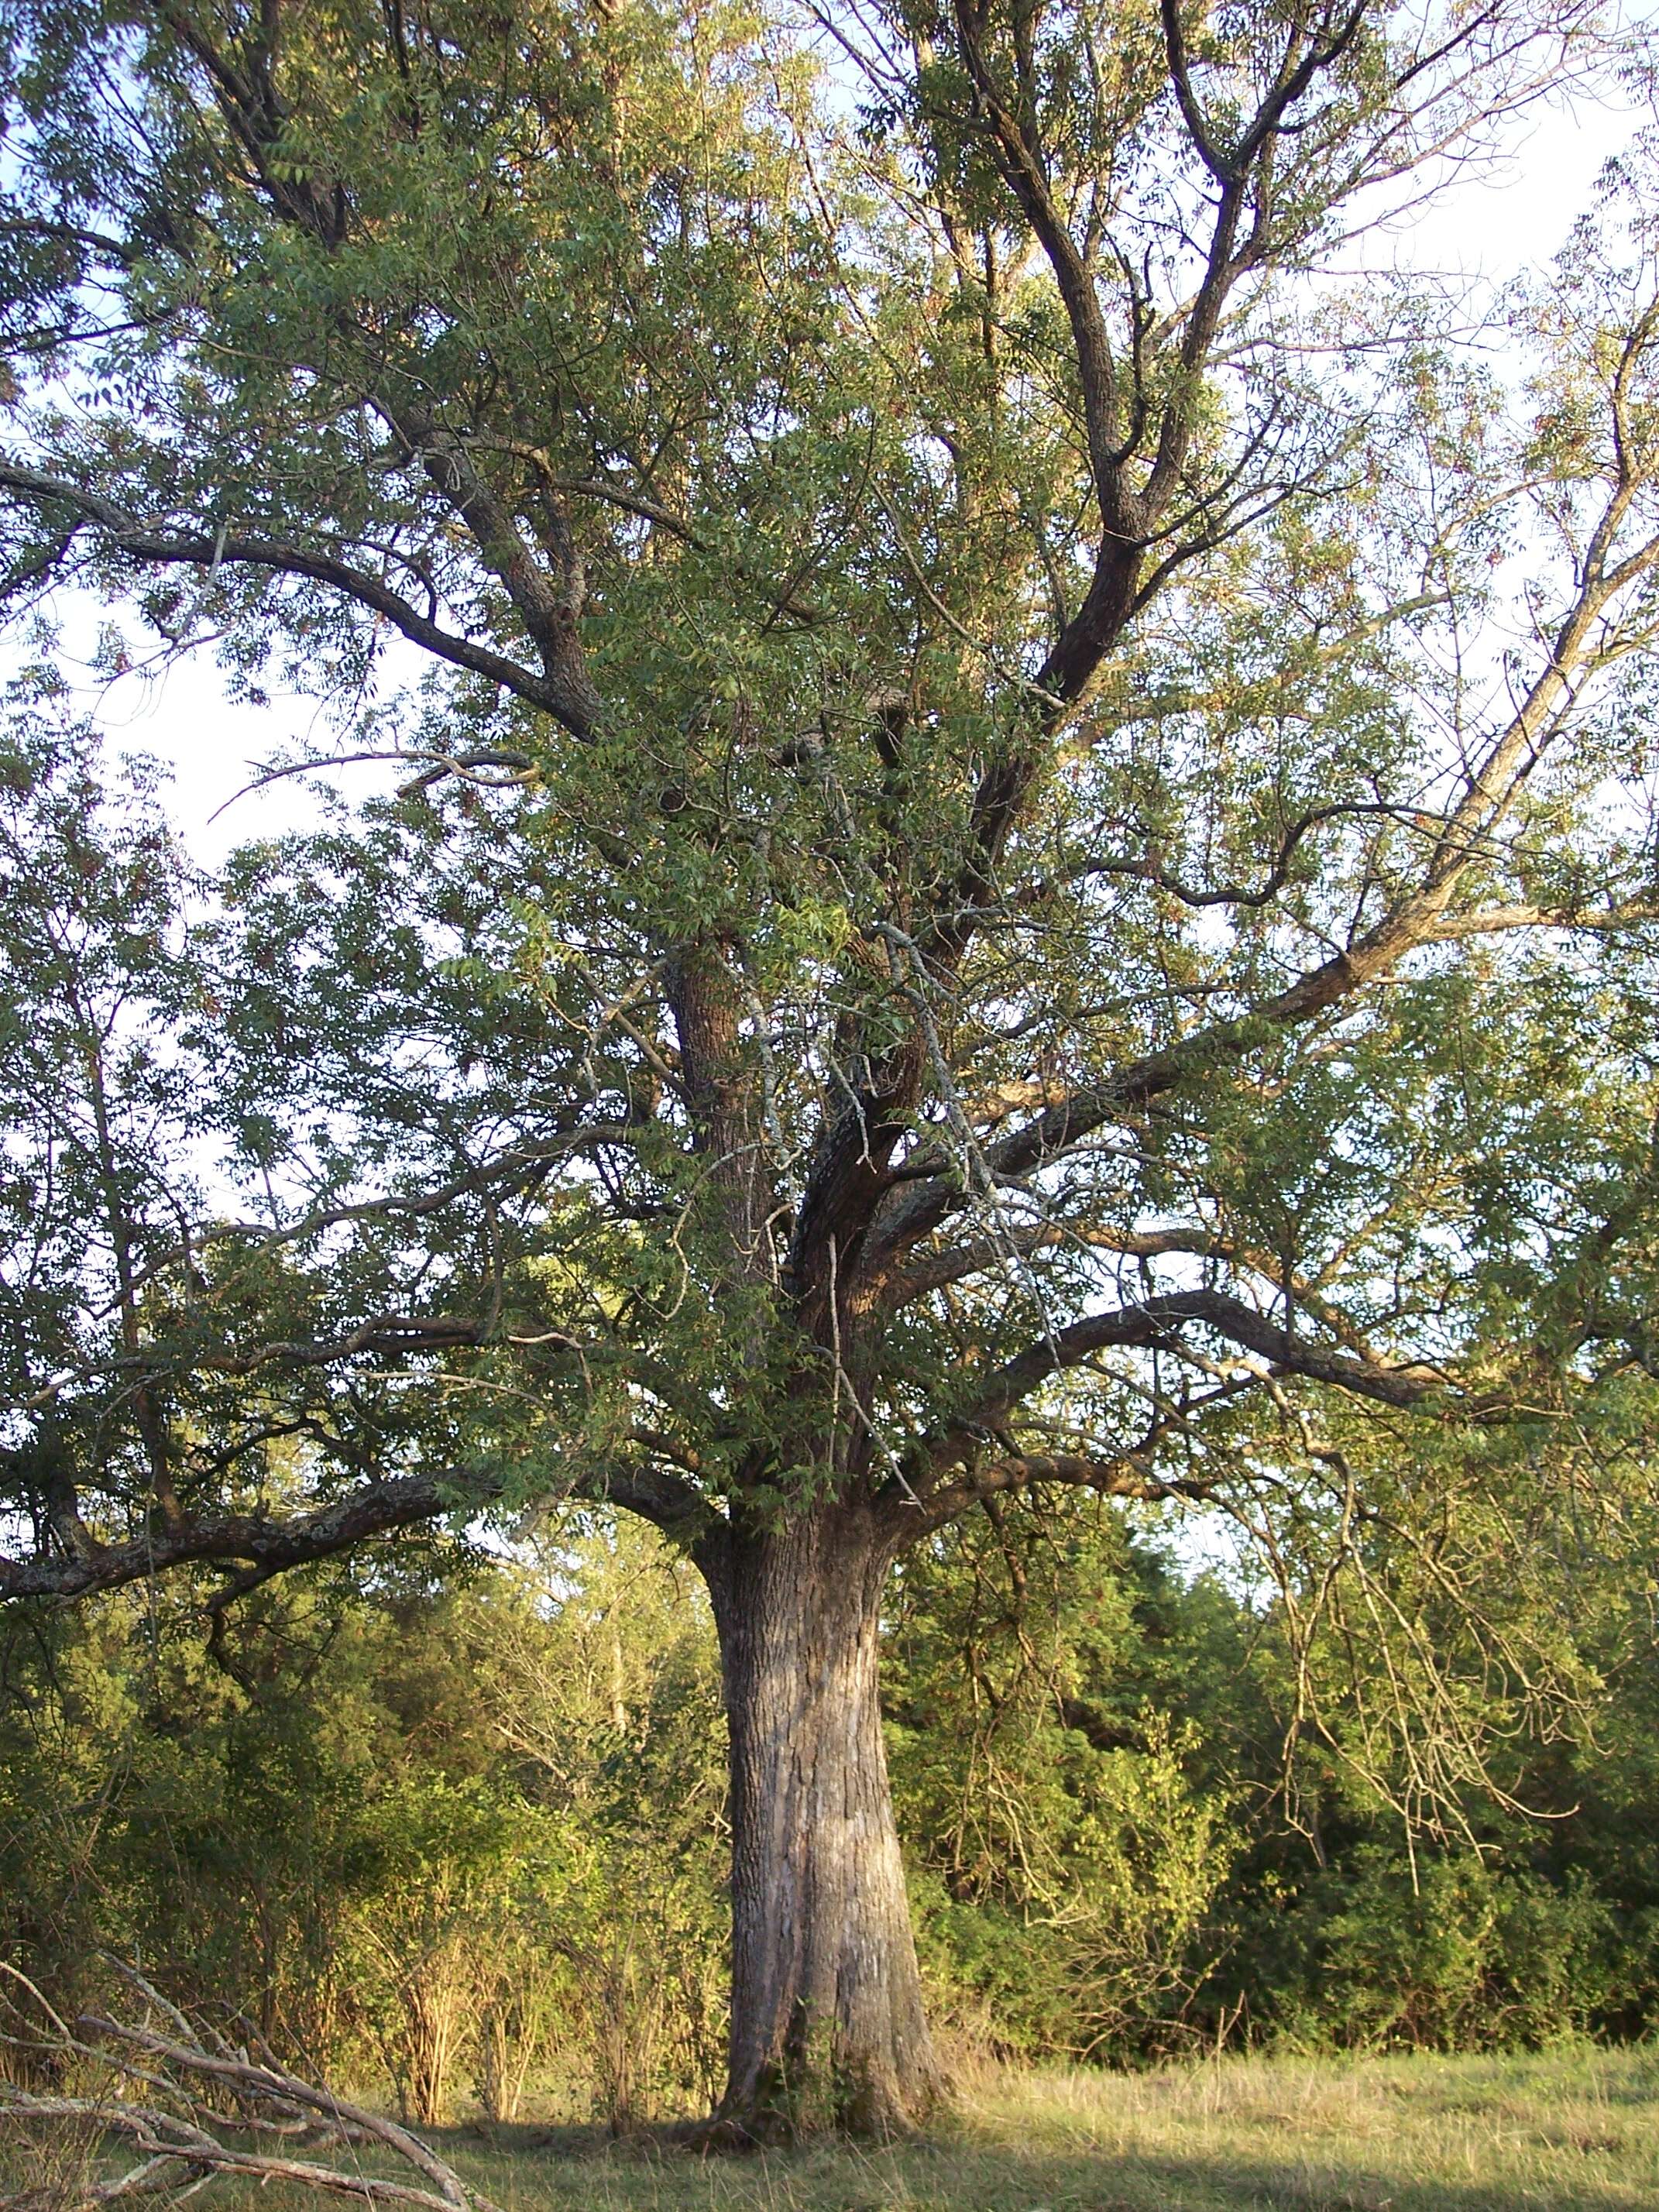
top-left (698, 1500), bottom-right (943, 2141)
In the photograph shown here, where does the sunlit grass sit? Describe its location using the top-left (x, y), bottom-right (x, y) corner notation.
top-left (433, 2044), bottom-right (1659, 2210)
top-left (15, 2045), bottom-right (1659, 2210)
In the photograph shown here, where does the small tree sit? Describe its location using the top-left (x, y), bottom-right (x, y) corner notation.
top-left (4, 0), bottom-right (1659, 2138)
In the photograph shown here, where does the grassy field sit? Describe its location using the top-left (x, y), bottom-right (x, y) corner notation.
top-left (417, 2045), bottom-right (1658, 2211)
top-left (11, 2045), bottom-right (1659, 2211)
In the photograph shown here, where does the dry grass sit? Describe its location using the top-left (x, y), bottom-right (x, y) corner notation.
top-left (458, 2045), bottom-right (1659, 2210)
top-left (22, 2045), bottom-right (1659, 2212)
top-left (397, 2045), bottom-right (1659, 2210)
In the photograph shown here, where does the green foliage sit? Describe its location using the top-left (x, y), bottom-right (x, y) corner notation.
top-left (0, 1524), bottom-right (728, 2124)
top-left (5, 0), bottom-right (1659, 1574)
top-left (1242, 1849), bottom-right (1620, 2053)
top-left (10, 1493), bottom-right (1659, 2111)
top-left (886, 1502), bottom-right (1245, 2058)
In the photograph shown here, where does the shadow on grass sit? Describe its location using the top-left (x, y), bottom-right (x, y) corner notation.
top-left (428, 2118), bottom-right (1659, 2212)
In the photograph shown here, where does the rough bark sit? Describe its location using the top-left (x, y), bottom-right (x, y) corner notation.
top-left (696, 1500), bottom-right (943, 2141)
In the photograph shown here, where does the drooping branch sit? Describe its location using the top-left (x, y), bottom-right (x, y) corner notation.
top-left (967, 1290), bottom-right (1449, 1424)
top-left (896, 1446), bottom-right (1178, 1538)
top-left (876, 1290), bottom-right (1448, 1541)
top-left (0, 215), bottom-right (142, 269)
top-left (883, 1375), bottom-right (1262, 1540)
top-left (0, 1450), bottom-right (714, 1603)
top-left (885, 1223), bottom-right (1380, 1358)
top-left (884, 1220), bottom-right (1228, 1306)
top-left (0, 1468), bottom-right (481, 1601)
top-left (0, 460), bottom-right (598, 727)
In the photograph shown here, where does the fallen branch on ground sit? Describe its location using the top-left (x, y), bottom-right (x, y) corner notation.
top-left (0, 1960), bottom-right (503, 2212)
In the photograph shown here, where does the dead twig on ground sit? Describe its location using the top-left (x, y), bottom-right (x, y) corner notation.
top-left (0, 1960), bottom-right (503, 2212)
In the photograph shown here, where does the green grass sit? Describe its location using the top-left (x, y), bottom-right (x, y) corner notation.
top-left (15, 2045), bottom-right (1659, 2210)
top-left (425, 2045), bottom-right (1659, 2211)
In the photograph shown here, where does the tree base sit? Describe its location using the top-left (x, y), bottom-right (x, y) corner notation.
top-left (690, 2055), bottom-right (947, 2148)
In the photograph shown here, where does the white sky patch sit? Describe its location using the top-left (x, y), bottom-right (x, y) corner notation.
top-left (1357, 83), bottom-right (1641, 282)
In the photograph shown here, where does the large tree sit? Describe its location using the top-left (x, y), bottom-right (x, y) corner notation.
top-left (3, 0), bottom-right (1659, 2139)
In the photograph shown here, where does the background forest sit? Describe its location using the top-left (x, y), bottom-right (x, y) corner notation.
top-left (7, 1477), bottom-right (1659, 2133)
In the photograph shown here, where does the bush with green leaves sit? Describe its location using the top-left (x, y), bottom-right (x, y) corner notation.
top-left (0, 1524), bottom-right (729, 2123)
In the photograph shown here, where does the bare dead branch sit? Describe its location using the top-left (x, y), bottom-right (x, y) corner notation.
top-left (0, 1961), bottom-right (503, 2212)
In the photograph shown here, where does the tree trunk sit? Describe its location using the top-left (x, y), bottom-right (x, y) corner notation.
top-left (698, 1499), bottom-right (943, 2141)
